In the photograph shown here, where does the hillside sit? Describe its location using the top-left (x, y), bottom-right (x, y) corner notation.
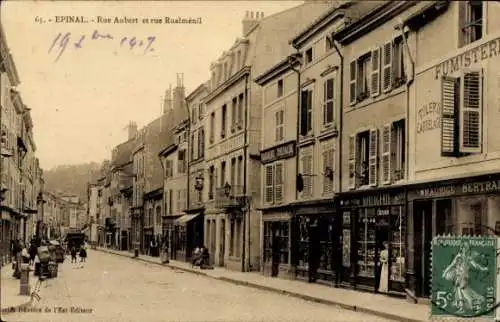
top-left (43, 162), bottom-right (102, 201)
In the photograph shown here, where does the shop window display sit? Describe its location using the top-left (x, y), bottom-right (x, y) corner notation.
top-left (297, 217), bottom-right (309, 269)
top-left (390, 206), bottom-right (405, 283)
top-left (357, 209), bottom-right (376, 278)
top-left (318, 218), bottom-right (333, 271)
top-left (263, 222), bottom-right (272, 263)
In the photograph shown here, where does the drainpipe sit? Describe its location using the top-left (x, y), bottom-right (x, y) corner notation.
top-left (242, 72), bottom-right (249, 272)
top-left (332, 40), bottom-right (343, 198)
top-left (396, 21), bottom-right (415, 181)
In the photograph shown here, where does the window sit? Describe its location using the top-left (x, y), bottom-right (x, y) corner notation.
top-left (208, 166), bottom-right (214, 199)
top-left (325, 35), bottom-right (334, 51)
top-left (323, 78), bottom-right (334, 125)
top-left (275, 110), bottom-right (284, 142)
top-left (165, 160), bottom-right (173, 178)
top-left (357, 54), bottom-right (371, 101)
top-left (301, 154), bottom-right (313, 197)
top-left (348, 129), bottom-right (378, 189)
top-left (220, 161), bottom-right (226, 186)
top-left (237, 156), bottom-right (243, 187)
top-left (177, 190), bottom-right (182, 213)
top-left (231, 97), bottom-right (237, 133)
top-left (198, 103), bottom-right (203, 120)
top-left (190, 133), bottom-right (195, 161)
top-left (199, 128), bottom-right (205, 158)
top-left (459, 1), bottom-right (483, 47)
top-left (178, 150), bottom-right (186, 173)
top-left (392, 37), bottom-right (405, 88)
top-left (300, 89), bottom-right (313, 136)
top-left (274, 162), bottom-right (284, 203)
top-left (221, 105), bottom-right (227, 138)
top-left (277, 79), bottom-right (283, 98)
top-left (192, 108), bottom-right (197, 125)
top-left (230, 158), bottom-right (236, 185)
top-left (305, 48), bottom-right (313, 64)
top-left (382, 119), bottom-right (406, 184)
top-left (441, 69), bottom-right (483, 156)
top-left (155, 206), bottom-right (161, 225)
top-left (169, 189), bottom-right (174, 214)
top-left (209, 112), bottom-right (215, 143)
top-left (322, 148), bottom-right (334, 194)
top-left (238, 93), bottom-right (244, 128)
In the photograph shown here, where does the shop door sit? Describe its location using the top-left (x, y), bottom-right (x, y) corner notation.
top-left (413, 200), bottom-right (433, 298)
top-left (271, 222), bottom-right (280, 277)
top-left (308, 219), bottom-right (320, 283)
top-left (219, 219), bottom-right (225, 266)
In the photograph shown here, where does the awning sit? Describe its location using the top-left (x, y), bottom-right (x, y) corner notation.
top-left (174, 214), bottom-right (200, 226)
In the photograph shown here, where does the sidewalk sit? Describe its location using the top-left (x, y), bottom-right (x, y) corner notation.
top-left (0, 263), bottom-right (35, 313)
top-left (95, 247), bottom-right (430, 322)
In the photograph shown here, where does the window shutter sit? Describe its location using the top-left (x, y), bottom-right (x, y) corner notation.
top-left (382, 124), bottom-right (391, 184)
top-left (300, 91), bottom-right (308, 136)
top-left (371, 47), bottom-right (381, 97)
top-left (265, 165), bottom-right (274, 204)
top-left (349, 60), bottom-right (357, 105)
top-left (274, 163), bottom-right (284, 203)
top-left (459, 70), bottom-right (482, 154)
top-left (441, 76), bottom-right (459, 156)
top-left (348, 135), bottom-right (356, 189)
top-left (369, 129), bottom-right (378, 186)
top-left (382, 42), bottom-right (393, 92)
top-left (307, 90), bottom-right (313, 132)
top-left (322, 149), bottom-right (334, 193)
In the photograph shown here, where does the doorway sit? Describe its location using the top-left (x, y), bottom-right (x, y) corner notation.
top-left (413, 200), bottom-right (433, 298)
top-left (219, 219), bottom-right (225, 266)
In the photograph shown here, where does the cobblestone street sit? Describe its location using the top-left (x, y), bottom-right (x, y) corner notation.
top-left (4, 250), bottom-right (394, 322)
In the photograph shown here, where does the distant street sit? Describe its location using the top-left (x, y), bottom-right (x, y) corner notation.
top-left (5, 250), bottom-right (394, 322)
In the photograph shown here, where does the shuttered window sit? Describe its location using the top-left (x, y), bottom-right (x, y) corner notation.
top-left (382, 41), bottom-right (392, 92)
top-left (165, 160), bottom-right (173, 178)
top-left (368, 129), bottom-right (378, 186)
top-left (348, 135), bottom-right (356, 189)
top-left (371, 47), bottom-right (381, 97)
top-left (459, 70), bottom-right (482, 153)
top-left (274, 162), bottom-right (284, 203)
top-left (349, 60), bottom-right (357, 105)
top-left (275, 110), bottom-right (284, 142)
top-left (302, 155), bottom-right (313, 197)
top-left (440, 69), bottom-right (483, 156)
top-left (382, 124), bottom-right (391, 184)
top-left (323, 78), bottom-right (334, 125)
top-left (264, 165), bottom-right (274, 204)
top-left (322, 148), bottom-right (334, 194)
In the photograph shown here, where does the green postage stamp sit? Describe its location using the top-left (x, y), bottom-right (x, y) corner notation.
top-left (431, 236), bottom-right (497, 319)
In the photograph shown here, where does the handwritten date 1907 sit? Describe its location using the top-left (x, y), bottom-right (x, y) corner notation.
top-left (48, 30), bottom-right (156, 62)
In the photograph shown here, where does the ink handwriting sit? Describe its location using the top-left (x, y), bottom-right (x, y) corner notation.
top-left (48, 30), bottom-right (156, 62)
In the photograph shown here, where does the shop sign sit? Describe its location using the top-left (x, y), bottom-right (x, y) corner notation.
top-left (431, 235), bottom-right (496, 319)
top-left (355, 192), bottom-right (404, 207)
top-left (411, 179), bottom-right (500, 200)
top-left (260, 140), bottom-right (296, 164)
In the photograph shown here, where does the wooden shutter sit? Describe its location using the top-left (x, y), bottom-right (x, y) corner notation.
top-left (274, 163), bottom-right (284, 203)
top-left (382, 124), bottom-right (391, 184)
top-left (371, 47), bottom-right (381, 97)
top-left (441, 76), bottom-right (459, 156)
top-left (265, 165), bottom-right (274, 204)
top-left (307, 90), bottom-right (313, 132)
top-left (368, 129), bottom-right (378, 186)
top-left (349, 60), bottom-right (357, 105)
top-left (382, 42), bottom-right (393, 93)
top-left (323, 149), bottom-right (334, 193)
top-left (300, 90), bottom-right (308, 136)
top-left (348, 135), bottom-right (356, 189)
top-left (459, 70), bottom-right (482, 153)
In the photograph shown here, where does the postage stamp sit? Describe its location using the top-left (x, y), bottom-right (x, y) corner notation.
top-left (431, 235), bottom-right (497, 320)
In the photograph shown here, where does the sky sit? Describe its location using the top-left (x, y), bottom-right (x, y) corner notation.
top-left (1, 0), bottom-right (302, 171)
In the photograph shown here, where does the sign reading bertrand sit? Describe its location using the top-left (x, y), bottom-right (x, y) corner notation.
top-left (260, 140), bottom-right (296, 164)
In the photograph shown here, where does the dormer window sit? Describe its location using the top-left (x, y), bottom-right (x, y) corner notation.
top-left (305, 48), bottom-right (313, 65)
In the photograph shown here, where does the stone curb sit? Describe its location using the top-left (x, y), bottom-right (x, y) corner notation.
top-left (96, 248), bottom-right (427, 322)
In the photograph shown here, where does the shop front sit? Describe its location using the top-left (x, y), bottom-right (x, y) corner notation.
top-left (173, 213), bottom-right (203, 262)
top-left (290, 200), bottom-right (337, 285)
top-left (337, 188), bottom-right (406, 295)
top-left (407, 172), bottom-right (500, 299)
top-left (262, 209), bottom-right (291, 278)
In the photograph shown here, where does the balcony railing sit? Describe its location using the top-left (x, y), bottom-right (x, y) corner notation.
top-left (215, 184), bottom-right (245, 209)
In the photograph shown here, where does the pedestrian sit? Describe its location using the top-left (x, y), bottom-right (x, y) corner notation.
top-left (79, 245), bottom-right (87, 263)
top-left (21, 245), bottom-right (30, 264)
top-left (12, 239), bottom-right (22, 279)
top-left (70, 246), bottom-right (77, 263)
top-left (29, 242), bottom-right (37, 266)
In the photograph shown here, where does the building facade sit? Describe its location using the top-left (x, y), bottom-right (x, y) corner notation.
top-left (402, 0), bottom-right (500, 298)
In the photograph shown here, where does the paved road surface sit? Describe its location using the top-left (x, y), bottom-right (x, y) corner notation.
top-left (4, 250), bottom-right (394, 322)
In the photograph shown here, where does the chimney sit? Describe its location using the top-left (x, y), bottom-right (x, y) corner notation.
top-left (242, 10), bottom-right (263, 36)
top-left (127, 121), bottom-right (138, 140)
top-left (163, 85), bottom-right (173, 114)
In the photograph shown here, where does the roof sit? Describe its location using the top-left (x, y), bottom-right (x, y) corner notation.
top-left (254, 53), bottom-right (301, 86)
top-left (112, 138), bottom-right (136, 169)
top-left (185, 82), bottom-right (209, 102)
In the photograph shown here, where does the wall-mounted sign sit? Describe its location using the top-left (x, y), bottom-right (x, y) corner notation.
top-left (434, 37), bottom-right (500, 80)
top-left (409, 177), bottom-right (500, 200)
top-left (260, 140), bottom-right (296, 164)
